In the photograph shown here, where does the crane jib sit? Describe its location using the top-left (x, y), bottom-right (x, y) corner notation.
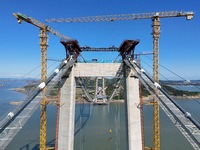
top-left (45, 11), bottom-right (194, 23)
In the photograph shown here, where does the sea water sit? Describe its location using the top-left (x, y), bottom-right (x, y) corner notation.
top-left (1, 79), bottom-right (196, 150)
top-left (5, 103), bottom-right (194, 150)
top-left (171, 85), bottom-right (200, 92)
top-left (0, 79), bottom-right (27, 119)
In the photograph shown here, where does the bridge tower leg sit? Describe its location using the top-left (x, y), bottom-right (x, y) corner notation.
top-left (124, 67), bottom-right (143, 150)
top-left (152, 17), bottom-right (161, 150)
top-left (57, 68), bottom-right (76, 150)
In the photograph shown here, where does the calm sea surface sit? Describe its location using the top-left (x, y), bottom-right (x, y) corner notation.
top-left (0, 79), bottom-right (197, 150)
top-left (170, 85), bottom-right (200, 92)
top-left (0, 79), bottom-right (27, 119)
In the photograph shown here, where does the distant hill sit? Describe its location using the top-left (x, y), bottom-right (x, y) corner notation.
top-left (160, 80), bottom-right (200, 85)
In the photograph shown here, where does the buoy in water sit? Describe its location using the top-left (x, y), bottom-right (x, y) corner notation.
top-left (108, 129), bottom-right (112, 134)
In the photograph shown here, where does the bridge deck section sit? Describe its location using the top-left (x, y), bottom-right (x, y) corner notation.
top-left (0, 96), bottom-right (40, 149)
top-left (125, 69), bottom-right (142, 150)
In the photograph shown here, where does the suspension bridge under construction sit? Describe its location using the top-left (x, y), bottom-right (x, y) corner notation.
top-left (1, 10), bottom-right (200, 150)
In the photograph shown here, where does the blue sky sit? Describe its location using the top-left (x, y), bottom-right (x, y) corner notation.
top-left (0, 0), bottom-right (199, 80)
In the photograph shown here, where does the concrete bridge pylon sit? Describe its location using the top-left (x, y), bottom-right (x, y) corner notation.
top-left (57, 63), bottom-right (142, 150)
top-left (124, 68), bottom-right (142, 150)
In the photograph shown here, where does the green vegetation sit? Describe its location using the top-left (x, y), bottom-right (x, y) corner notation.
top-left (49, 87), bottom-right (59, 96)
top-left (142, 85), bottom-right (150, 97)
top-left (105, 78), bottom-right (124, 99)
top-left (141, 84), bottom-right (200, 97)
top-left (20, 79), bottom-right (200, 99)
top-left (162, 85), bottom-right (200, 97)
top-left (23, 84), bottom-right (37, 91)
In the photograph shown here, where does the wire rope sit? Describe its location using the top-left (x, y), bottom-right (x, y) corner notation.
top-left (108, 102), bottom-right (112, 149)
top-left (117, 102), bottom-right (121, 149)
top-left (80, 103), bottom-right (83, 150)
top-left (20, 65), bottom-right (40, 79)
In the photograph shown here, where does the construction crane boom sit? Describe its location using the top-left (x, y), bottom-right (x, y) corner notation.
top-left (45, 11), bottom-right (193, 23)
top-left (13, 12), bottom-right (70, 41)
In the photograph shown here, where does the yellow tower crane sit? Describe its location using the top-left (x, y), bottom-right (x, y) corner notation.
top-left (46, 11), bottom-right (194, 150)
top-left (13, 12), bottom-right (70, 150)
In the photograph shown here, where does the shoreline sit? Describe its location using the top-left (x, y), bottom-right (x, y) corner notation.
top-left (11, 86), bottom-right (200, 98)
top-left (9, 95), bottom-right (200, 106)
top-left (9, 86), bottom-right (200, 106)
top-left (10, 87), bottom-right (27, 95)
top-left (10, 86), bottom-right (200, 100)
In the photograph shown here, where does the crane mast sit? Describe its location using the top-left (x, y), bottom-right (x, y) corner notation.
top-left (13, 12), bottom-right (71, 150)
top-left (152, 17), bottom-right (161, 150)
top-left (45, 10), bottom-right (194, 150)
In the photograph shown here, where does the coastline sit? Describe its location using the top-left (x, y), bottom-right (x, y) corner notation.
top-left (9, 86), bottom-right (200, 106)
top-left (9, 95), bottom-right (200, 106)
top-left (10, 87), bottom-right (27, 95)
top-left (9, 88), bottom-right (27, 106)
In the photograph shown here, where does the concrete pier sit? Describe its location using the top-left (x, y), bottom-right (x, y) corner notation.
top-left (125, 69), bottom-right (142, 150)
top-left (57, 68), bottom-right (76, 150)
